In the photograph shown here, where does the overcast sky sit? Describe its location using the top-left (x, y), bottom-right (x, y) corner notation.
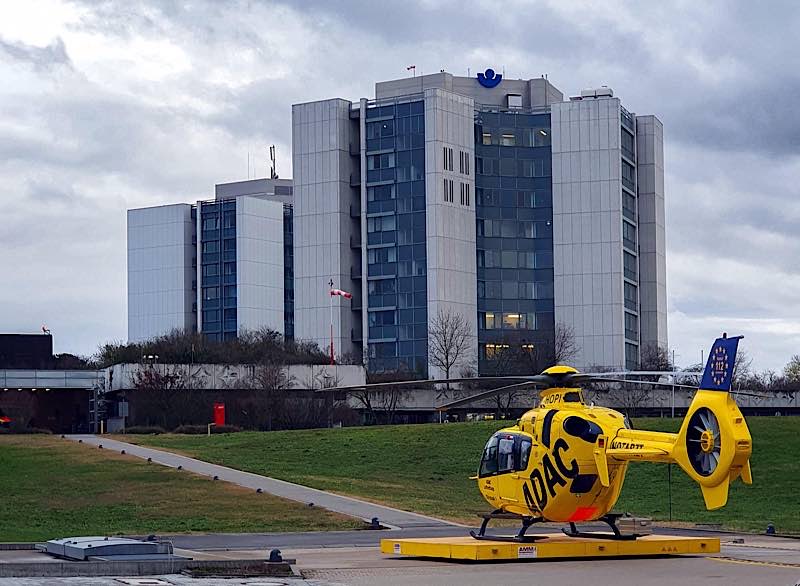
top-left (1, 0), bottom-right (798, 372)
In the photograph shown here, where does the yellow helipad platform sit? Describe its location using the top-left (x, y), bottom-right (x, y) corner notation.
top-left (381, 534), bottom-right (720, 561)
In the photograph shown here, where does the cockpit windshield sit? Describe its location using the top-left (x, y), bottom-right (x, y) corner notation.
top-left (479, 432), bottom-right (533, 477)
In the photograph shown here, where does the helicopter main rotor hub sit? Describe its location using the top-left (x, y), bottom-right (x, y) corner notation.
top-left (700, 430), bottom-right (715, 453)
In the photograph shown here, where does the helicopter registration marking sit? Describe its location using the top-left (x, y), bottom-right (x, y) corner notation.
top-left (540, 393), bottom-right (564, 406)
top-left (610, 441), bottom-right (645, 450)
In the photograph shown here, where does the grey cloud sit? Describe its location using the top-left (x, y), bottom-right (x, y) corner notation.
top-left (1, 0), bottom-right (798, 370)
top-left (0, 36), bottom-right (72, 70)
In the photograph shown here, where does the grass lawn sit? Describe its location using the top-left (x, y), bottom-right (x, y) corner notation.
top-left (0, 436), bottom-right (362, 542)
top-left (126, 416), bottom-right (800, 534)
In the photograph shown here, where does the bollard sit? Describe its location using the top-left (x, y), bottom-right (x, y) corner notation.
top-left (766, 523), bottom-right (776, 535)
top-left (269, 549), bottom-right (283, 562)
top-left (370, 517), bottom-right (381, 530)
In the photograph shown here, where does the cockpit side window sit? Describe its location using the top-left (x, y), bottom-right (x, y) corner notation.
top-left (479, 435), bottom-right (499, 476)
top-left (479, 433), bottom-right (533, 477)
top-left (519, 439), bottom-right (532, 471)
top-left (497, 437), bottom-right (515, 472)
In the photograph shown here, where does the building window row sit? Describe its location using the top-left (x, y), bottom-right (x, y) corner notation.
top-left (621, 127), bottom-right (635, 161)
top-left (460, 182), bottom-right (471, 207)
top-left (623, 191), bottom-right (636, 221)
top-left (477, 219), bottom-right (552, 239)
top-left (477, 189), bottom-right (551, 209)
top-left (367, 216), bottom-right (396, 233)
top-left (459, 150), bottom-right (471, 175)
top-left (443, 146), bottom-right (454, 171)
top-left (480, 311), bottom-right (537, 330)
top-left (624, 281), bottom-right (638, 312)
top-left (478, 280), bottom-right (554, 300)
top-left (368, 153), bottom-right (395, 170)
top-left (622, 220), bottom-right (637, 251)
top-left (443, 178), bottom-right (455, 202)
top-left (624, 251), bottom-right (638, 281)
top-left (477, 249), bottom-right (554, 269)
top-left (367, 247), bottom-right (397, 264)
top-left (481, 127), bottom-right (550, 147)
top-left (624, 311), bottom-right (639, 342)
top-left (477, 158), bottom-right (547, 178)
top-left (621, 159), bottom-right (636, 191)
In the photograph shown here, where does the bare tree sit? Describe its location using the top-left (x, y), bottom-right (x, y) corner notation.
top-left (130, 364), bottom-right (196, 429)
top-left (784, 355), bottom-right (800, 383)
top-left (428, 308), bottom-right (472, 383)
top-left (606, 381), bottom-right (653, 417)
top-left (553, 322), bottom-right (579, 365)
top-left (732, 349), bottom-right (753, 387)
top-left (237, 363), bottom-right (294, 430)
top-left (640, 343), bottom-right (674, 372)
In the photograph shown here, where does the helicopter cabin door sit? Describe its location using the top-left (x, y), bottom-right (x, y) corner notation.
top-left (478, 432), bottom-right (533, 514)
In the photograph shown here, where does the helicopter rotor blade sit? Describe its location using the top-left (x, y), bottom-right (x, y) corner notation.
top-left (313, 375), bottom-right (551, 393)
top-left (435, 381), bottom-right (540, 411)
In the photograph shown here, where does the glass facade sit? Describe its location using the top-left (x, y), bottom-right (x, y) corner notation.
top-left (475, 111), bottom-right (555, 374)
top-left (199, 199), bottom-right (238, 341)
top-left (365, 99), bottom-right (427, 375)
top-left (283, 204), bottom-right (294, 340)
top-left (621, 118), bottom-right (639, 369)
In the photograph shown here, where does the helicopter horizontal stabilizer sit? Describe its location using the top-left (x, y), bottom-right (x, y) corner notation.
top-left (593, 437), bottom-right (610, 487)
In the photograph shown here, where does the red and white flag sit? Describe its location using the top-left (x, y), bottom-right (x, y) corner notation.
top-left (330, 288), bottom-right (352, 299)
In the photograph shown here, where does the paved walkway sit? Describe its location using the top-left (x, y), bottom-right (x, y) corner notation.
top-left (66, 435), bottom-right (460, 530)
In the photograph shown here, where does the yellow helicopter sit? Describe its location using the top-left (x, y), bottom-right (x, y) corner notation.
top-left (325, 334), bottom-right (753, 542)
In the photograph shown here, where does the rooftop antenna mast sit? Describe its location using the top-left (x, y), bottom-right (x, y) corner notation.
top-left (269, 145), bottom-right (278, 179)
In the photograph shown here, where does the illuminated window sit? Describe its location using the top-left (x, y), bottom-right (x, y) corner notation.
top-left (503, 313), bottom-right (522, 329)
top-left (485, 343), bottom-right (510, 358)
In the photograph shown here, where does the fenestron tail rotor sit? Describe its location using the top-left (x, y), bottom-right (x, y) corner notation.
top-left (686, 407), bottom-right (722, 477)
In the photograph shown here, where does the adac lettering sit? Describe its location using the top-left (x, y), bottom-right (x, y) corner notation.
top-left (610, 440), bottom-right (644, 450)
top-left (522, 438), bottom-right (578, 511)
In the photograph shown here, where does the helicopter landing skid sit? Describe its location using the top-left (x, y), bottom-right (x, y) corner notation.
top-left (561, 514), bottom-right (640, 541)
top-left (470, 510), bottom-right (547, 543)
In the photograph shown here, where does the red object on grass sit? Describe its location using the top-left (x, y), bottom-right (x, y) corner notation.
top-left (213, 403), bottom-right (225, 427)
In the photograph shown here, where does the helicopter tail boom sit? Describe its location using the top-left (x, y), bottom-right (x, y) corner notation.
top-left (604, 388), bottom-right (752, 509)
top-left (602, 334), bottom-right (753, 509)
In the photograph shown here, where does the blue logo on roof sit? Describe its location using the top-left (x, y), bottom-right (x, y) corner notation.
top-left (477, 68), bottom-right (502, 88)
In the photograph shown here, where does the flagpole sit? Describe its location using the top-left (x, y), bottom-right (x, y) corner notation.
top-left (329, 279), bottom-right (334, 366)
